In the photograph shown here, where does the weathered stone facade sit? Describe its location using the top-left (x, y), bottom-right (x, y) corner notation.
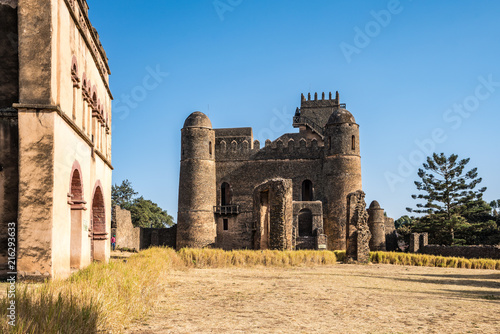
top-left (0, 0), bottom-right (113, 279)
top-left (177, 93), bottom-right (392, 251)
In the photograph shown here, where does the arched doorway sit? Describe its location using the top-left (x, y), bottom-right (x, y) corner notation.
top-left (91, 184), bottom-right (107, 261)
top-left (302, 180), bottom-right (313, 201)
top-left (69, 164), bottom-right (86, 269)
top-left (298, 209), bottom-right (313, 236)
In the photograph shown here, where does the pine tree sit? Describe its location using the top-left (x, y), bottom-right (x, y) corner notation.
top-left (407, 153), bottom-right (487, 244)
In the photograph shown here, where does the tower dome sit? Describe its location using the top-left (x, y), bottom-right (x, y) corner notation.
top-left (369, 200), bottom-right (381, 210)
top-left (183, 111), bottom-right (212, 129)
top-left (327, 108), bottom-right (356, 125)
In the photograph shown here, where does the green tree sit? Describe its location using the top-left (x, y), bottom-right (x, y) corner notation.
top-left (112, 179), bottom-right (137, 209)
top-left (394, 215), bottom-right (415, 229)
top-left (129, 196), bottom-right (174, 228)
top-left (407, 153), bottom-right (487, 244)
top-left (112, 179), bottom-right (175, 227)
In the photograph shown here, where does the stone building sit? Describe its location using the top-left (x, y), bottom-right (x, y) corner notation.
top-left (177, 92), bottom-right (393, 251)
top-left (0, 0), bottom-right (112, 279)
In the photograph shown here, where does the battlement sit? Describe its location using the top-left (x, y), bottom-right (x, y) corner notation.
top-left (215, 137), bottom-right (324, 162)
top-left (300, 91), bottom-right (340, 108)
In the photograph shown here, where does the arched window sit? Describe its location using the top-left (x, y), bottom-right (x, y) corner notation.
top-left (221, 182), bottom-right (231, 206)
top-left (209, 141), bottom-right (212, 155)
top-left (298, 209), bottom-right (313, 236)
top-left (352, 135), bottom-right (355, 150)
top-left (302, 180), bottom-right (313, 201)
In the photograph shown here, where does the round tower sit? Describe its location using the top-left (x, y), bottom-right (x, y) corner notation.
top-left (176, 111), bottom-right (216, 248)
top-left (323, 105), bottom-right (362, 250)
top-left (367, 200), bottom-right (386, 251)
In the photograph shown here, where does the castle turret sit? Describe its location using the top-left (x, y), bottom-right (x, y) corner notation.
top-left (367, 200), bottom-right (386, 251)
top-left (177, 112), bottom-right (216, 248)
top-left (323, 101), bottom-right (362, 250)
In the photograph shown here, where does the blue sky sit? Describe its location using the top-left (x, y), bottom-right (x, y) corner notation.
top-left (87, 0), bottom-right (500, 221)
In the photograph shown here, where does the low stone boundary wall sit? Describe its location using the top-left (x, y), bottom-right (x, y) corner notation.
top-left (112, 206), bottom-right (176, 251)
top-left (420, 245), bottom-right (500, 260)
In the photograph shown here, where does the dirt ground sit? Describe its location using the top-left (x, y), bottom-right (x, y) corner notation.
top-left (127, 264), bottom-right (500, 334)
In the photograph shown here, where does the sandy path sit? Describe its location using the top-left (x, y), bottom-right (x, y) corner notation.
top-left (127, 264), bottom-right (500, 334)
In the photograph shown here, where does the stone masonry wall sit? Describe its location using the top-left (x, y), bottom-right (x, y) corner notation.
top-left (420, 245), bottom-right (500, 260)
top-left (216, 156), bottom-right (324, 250)
top-left (111, 206), bottom-right (140, 251)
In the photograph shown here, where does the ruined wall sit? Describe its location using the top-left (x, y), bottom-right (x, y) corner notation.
top-left (346, 190), bottom-right (371, 263)
top-left (112, 206), bottom-right (177, 250)
top-left (252, 179), bottom-right (293, 250)
top-left (140, 226), bottom-right (177, 249)
top-left (384, 217), bottom-right (398, 251)
top-left (420, 245), bottom-right (500, 260)
top-left (111, 206), bottom-right (140, 250)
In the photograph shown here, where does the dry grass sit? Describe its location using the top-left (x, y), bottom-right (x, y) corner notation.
top-left (178, 248), bottom-right (338, 268)
top-left (1, 248), bottom-right (498, 333)
top-left (0, 247), bottom-right (182, 333)
top-left (369, 251), bottom-right (500, 270)
top-left (126, 264), bottom-right (500, 334)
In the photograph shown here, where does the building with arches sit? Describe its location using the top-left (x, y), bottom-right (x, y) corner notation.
top-left (0, 0), bottom-right (112, 279)
top-left (177, 92), bottom-right (394, 251)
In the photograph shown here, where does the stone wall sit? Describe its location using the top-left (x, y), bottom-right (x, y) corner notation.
top-left (420, 245), bottom-right (500, 260)
top-left (252, 179), bottom-right (293, 250)
top-left (140, 226), bottom-right (177, 249)
top-left (111, 206), bottom-right (140, 250)
top-left (215, 151), bottom-right (324, 249)
top-left (112, 206), bottom-right (176, 251)
top-left (346, 190), bottom-right (371, 263)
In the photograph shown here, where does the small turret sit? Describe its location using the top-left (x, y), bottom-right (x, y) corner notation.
top-left (368, 201), bottom-right (386, 251)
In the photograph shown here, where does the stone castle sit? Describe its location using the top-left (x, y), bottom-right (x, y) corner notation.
top-left (0, 0), bottom-right (112, 279)
top-left (177, 92), bottom-right (395, 252)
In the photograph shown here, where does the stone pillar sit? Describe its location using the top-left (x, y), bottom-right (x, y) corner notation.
top-left (346, 190), bottom-right (371, 263)
top-left (409, 233), bottom-right (420, 253)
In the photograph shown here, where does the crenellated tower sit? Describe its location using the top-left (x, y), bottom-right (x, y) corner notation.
top-left (323, 97), bottom-right (362, 250)
top-left (177, 111), bottom-right (217, 248)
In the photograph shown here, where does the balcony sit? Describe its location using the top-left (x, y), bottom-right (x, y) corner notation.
top-left (213, 205), bottom-right (240, 215)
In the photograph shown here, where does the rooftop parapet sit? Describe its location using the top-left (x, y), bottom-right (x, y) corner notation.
top-left (215, 136), bottom-right (324, 161)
